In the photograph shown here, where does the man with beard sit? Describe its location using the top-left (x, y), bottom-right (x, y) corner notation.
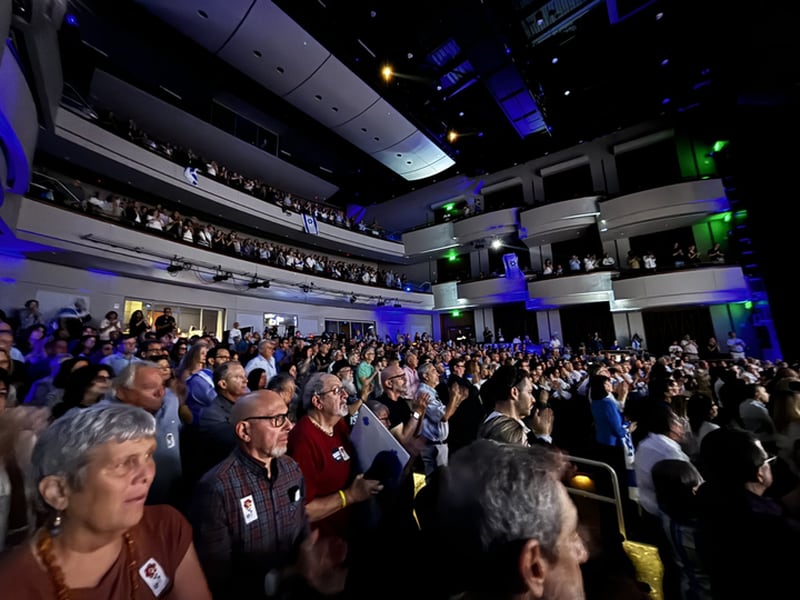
top-left (330, 358), bottom-right (371, 426)
top-left (189, 390), bottom-right (348, 599)
top-left (287, 372), bottom-right (382, 543)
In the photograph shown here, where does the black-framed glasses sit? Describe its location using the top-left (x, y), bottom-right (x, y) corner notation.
top-left (244, 413), bottom-right (290, 428)
top-left (318, 386), bottom-right (346, 397)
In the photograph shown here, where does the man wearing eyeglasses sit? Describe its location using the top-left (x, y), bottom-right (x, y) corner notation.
top-left (288, 372), bottom-right (383, 544)
top-left (189, 389), bottom-right (348, 599)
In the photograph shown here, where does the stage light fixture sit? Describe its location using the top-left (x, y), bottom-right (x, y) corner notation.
top-left (393, 301), bottom-right (402, 308)
top-left (166, 256), bottom-right (184, 274)
top-left (350, 294), bottom-right (357, 304)
top-left (376, 297), bottom-right (386, 307)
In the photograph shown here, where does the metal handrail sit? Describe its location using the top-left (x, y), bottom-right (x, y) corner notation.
top-left (31, 171), bottom-right (83, 207)
top-left (564, 454), bottom-right (626, 540)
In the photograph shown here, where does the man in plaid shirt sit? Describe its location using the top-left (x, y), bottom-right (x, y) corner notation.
top-left (188, 390), bottom-right (347, 598)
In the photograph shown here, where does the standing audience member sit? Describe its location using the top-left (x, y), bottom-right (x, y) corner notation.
top-left (683, 392), bottom-right (719, 462)
top-left (184, 361), bottom-right (249, 488)
top-left (185, 345), bottom-right (231, 423)
top-left (266, 371), bottom-right (300, 421)
top-left (98, 310), bottom-right (124, 341)
top-left (0, 404), bottom-right (212, 598)
top-left (651, 459), bottom-right (711, 600)
top-left (738, 383), bottom-right (776, 449)
top-left (244, 339), bottom-right (278, 385)
top-left (100, 333), bottom-right (141, 376)
top-left (188, 390), bottom-right (347, 599)
top-left (354, 347), bottom-right (377, 397)
top-left (51, 364), bottom-right (114, 419)
top-left (696, 427), bottom-right (800, 598)
top-left (155, 307), bottom-right (177, 338)
top-left (18, 300), bottom-right (42, 332)
top-left (431, 440), bottom-right (588, 600)
top-left (287, 372), bottom-right (382, 544)
top-left (633, 402), bottom-right (691, 600)
top-left (246, 367), bottom-right (266, 393)
top-left (109, 361), bottom-right (182, 506)
top-left (127, 309), bottom-right (150, 339)
top-left (374, 362), bottom-right (429, 457)
top-left (416, 361), bottom-right (467, 479)
top-left (402, 349), bottom-right (420, 398)
top-left (726, 330), bottom-right (746, 361)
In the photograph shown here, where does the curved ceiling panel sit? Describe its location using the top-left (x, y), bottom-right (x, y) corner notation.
top-left (217, 0), bottom-right (330, 97)
top-left (134, 0), bottom-right (253, 53)
top-left (283, 55), bottom-right (380, 128)
top-left (372, 131), bottom-right (455, 180)
top-left (333, 98), bottom-right (417, 152)
top-left (136, 1), bottom-right (454, 182)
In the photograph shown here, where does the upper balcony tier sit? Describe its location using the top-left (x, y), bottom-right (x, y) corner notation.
top-left (402, 207), bottom-right (519, 258)
top-left (1, 195), bottom-right (434, 311)
top-left (38, 107), bottom-right (406, 263)
top-left (429, 264), bottom-right (747, 312)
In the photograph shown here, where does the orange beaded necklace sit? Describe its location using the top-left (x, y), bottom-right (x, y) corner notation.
top-left (36, 529), bottom-right (139, 600)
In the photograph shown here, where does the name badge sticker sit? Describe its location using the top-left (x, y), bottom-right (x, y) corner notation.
top-left (240, 494), bottom-right (258, 524)
top-left (139, 558), bottom-right (170, 597)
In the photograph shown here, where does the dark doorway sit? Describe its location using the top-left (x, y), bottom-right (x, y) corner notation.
top-left (642, 306), bottom-right (713, 357)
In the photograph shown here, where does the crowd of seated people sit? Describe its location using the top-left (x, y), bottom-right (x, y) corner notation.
top-left (29, 171), bottom-right (414, 293)
top-left (1, 300), bottom-right (797, 598)
top-left (78, 106), bottom-right (396, 240)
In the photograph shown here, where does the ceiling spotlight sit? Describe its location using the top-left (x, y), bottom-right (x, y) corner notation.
top-left (301, 284), bottom-right (310, 293)
top-left (393, 301), bottom-right (402, 308)
top-left (376, 297), bottom-right (386, 307)
top-left (350, 294), bottom-right (357, 304)
top-left (261, 280), bottom-right (270, 288)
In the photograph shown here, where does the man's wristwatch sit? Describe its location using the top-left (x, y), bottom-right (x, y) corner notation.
top-left (411, 411), bottom-right (421, 420)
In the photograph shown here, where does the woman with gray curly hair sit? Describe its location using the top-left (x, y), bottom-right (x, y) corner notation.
top-left (0, 403), bottom-right (211, 599)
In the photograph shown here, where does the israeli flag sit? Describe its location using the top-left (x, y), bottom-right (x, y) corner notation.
top-left (503, 253), bottom-right (524, 279)
top-left (183, 166), bottom-right (199, 186)
top-left (302, 213), bottom-right (319, 235)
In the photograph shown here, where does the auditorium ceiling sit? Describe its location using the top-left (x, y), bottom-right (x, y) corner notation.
top-left (50, 0), bottom-right (794, 206)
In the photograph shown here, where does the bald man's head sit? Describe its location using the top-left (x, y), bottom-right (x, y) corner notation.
top-left (231, 389), bottom-right (285, 424)
top-left (232, 389), bottom-right (293, 461)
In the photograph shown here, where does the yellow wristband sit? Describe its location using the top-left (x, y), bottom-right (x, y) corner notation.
top-left (338, 489), bottom-right (347, 508)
